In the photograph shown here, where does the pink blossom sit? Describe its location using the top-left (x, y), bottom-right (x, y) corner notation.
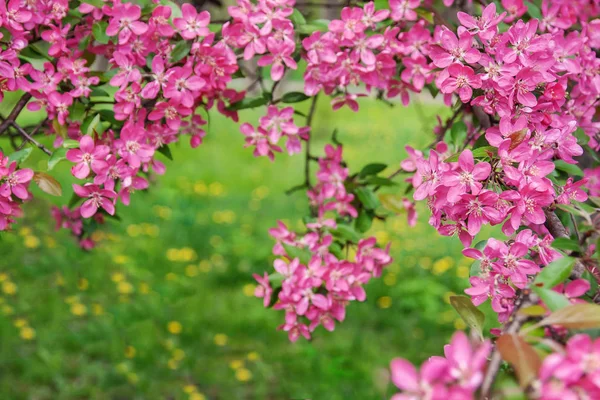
top-left (72, 184), bottom-right (117, 218)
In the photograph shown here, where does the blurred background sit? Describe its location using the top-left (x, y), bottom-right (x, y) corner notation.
top-left (0, 92), bottom-right (495, 399)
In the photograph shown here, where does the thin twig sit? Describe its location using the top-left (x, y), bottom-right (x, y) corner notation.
top-left (0, 93), bottom-right (33, 135)
top-left (543, 209), bottom-right (586, 279)
top-left (480, 291), bottom-right (538, 399)
top-left (10, 121), bottom-right (52, 156)
top-left (304, 95), bottom-right (319, 190)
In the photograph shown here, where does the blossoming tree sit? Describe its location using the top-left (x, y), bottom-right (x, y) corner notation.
top-left (1, 0), bottom-right (600, 397)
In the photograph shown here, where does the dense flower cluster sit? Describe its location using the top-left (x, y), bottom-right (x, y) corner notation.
top-left (254, 144), bottom-right (392, 341)
top-left (51, 205), bottom-right (104, 250)
top-left (0, 0), bottom-right (244, 236)
top-left (0, 151), bottom-right (33, 230)
top-left (390, 331), bottom-right (491, 400)
top-left (538, 334), bottom-right (600, 399)
top-left (463, 229), bottom-right (561, 322)
top-left (240, 105), bottom-right (310, 160)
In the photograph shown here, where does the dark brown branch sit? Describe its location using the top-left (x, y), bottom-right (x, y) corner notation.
top-left (0, 93), bottom-right (32, 135)
top-left (480, 291), bottom-right (539, 399)
top-left (10, 121), bottom-right (52, 156)
top-left (543, 209), bottom-right (586, 279)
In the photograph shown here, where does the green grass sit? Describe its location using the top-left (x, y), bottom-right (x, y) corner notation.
top-left (0, 97), bottom-right (492, 399)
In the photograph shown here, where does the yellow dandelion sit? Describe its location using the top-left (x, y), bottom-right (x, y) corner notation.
top-left (111, 272), bottom-right (125, 282)
top-left (185, 265), bottom-right (199, 277)
top-left (229, 359), bottom-right (244, 370)
top-left (210, 254), bottom-right (224, 266)
top-left (65, 295), bottom-right (79, 304)
top-left (194, 181), bottom-right (208, 195)
top-left (242, 284), bottom-right (255, 297)
top-left (252, 186), bottom-right (269, 200)
top-left (2, 305), bottom-right (14, 315)
top-left (45, 235), bottom-right (57, 248)
top-left (214, 333), bottom-right (227, 346)
top-left (126, 224), bottom-right (141, 237)
top-left (377, 296), bottom-right (392, 309)
top-left (20, 326), bottom-right (35, 340)
top-left (199, 260), bottom-right (212, 273)
top-left (247, 352), bottom-right (260, 361)
top-left (209, 235), bottom-right (222, 248)
top-left (127, 373), bottom-right (139, 384)
top-left (144, 224), bottom-right (160, 237)
top-left (125, 346), bottom-right (136, 359)
top-left (209, 182), bottom-right (224, 196)
top-left (77, 278), bottom-right (89, 291)
top-left (14, 318), bottom-right (27, 328)
top-left (139, 282), bottom-right (150, 294)
top-left (456, 265), bottom-right (470, 279)
top-left (113, 255), bottom-right (129, 264)
top-left (18, 227), bottom-right (31, 236)
top-left (55, 274), bottom-right (65, 286)
top-left (183, 385), bottom-right (197, 394)
top-left (173, 348), bottom-right (185, 361)
top-left (70, 303), bottom-right (87, 316)
top-left (92, 303), bottom-right (104, 316)
top-left (189, 393), bottom-right (206, 400)
top-left (167, 359), bottom-right (178, 370)
top-left (235, 368), bottom-right (252, 382)
top-left (117, 281), bottom-right (134, 295)
top-left (383, 273), bottom-right (397, 286)
top-left (166, 248), bottom-right (179, 261)
top-left (2, 281), bottom-right (17, 295)
top-left (115, 362), bottom-right (129, 374)
top-left (90, 231), bottom-right (105, 242)
top-left (165, 272), bottom-right (178, 281)
top-left (0, 273), bottom-right (7, 282)
top-left (167, 321), bottom-right (183, 335)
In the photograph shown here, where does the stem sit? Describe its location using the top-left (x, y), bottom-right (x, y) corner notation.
top-left (543, 209), bottom-right (586, 279)
top-left (10, 121), bottom-right (52, 156)
top-left (480, 290), bottom-right (539, 399)
top-left (304, 95), bottom-right (319, 190)
top-left (0, 93), bottom-right (33, 135)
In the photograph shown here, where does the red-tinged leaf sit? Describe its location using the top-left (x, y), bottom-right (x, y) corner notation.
top-left (518, 305), bottom-right (547, 317)
top-left (496, 333), bottom-right (542, 388)
top-left (538, 303), bottom-right (600, 329)
top-left (33, 172), bottom-right (62, 197)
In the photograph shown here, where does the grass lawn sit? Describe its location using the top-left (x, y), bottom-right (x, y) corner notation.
top-left (0, 96), bottom-right (494, 399)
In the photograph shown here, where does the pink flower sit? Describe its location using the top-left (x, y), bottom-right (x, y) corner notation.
top-left (164, 66), bottom-right (205, 108)
top-left (328, 7), bottom-right (366, 40)
top-left (389, 0), bottom-right (421, 22)
top-left (174, 4), bottom-right (210, 40)
top-left (253, 272), bottom-right (273, 307)
top-left (66, 136), bottom-right (110, 179)
top-left (457, 3), bottom-right (506, 40)
top-left (105, 3), bottom-right (148, 44)
top-left (0, 163), bottom-right (33, 200)
top-left (148, 101), bottom-right (192, 131)
top-left (443, 149), bottom-right (491, 202)
top-left (257, 39), bottom-right (297, 81)
top-left (72, 184), bottom-right (117, 218)
top-left (440, 64), bottom-right (482, 103)
top-left (48, 92), bottom-right (73, 125)
top-left (430, 31), bottom-right (481, 68)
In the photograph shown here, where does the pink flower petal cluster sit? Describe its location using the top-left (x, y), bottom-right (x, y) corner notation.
top-left (539, 334), bottom-right (600, 399)
top-left (254, 145), bottom-right (392, 341)
top-left (0, 151), bottom-right (33, 230)
top-left (240, 105), bottom-right (310, 160)
top-left (390, 331), bottom-right (491, 400)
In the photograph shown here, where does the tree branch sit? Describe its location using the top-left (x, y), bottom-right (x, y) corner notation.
top-left (10, 121), bottom-right (52, 156)
top-left (0, 93), bottom-right (33, 135)
top-left (480, 290), bottom-right (539, 399)
top-left (304, 95), bottom-right (319, 190)
top-left (543, 209), bottom-right (586, 279)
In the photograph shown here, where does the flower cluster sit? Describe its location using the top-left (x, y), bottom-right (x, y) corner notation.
top-left (0, 151), bottom-right (33, 230)
top-left (240, 105), bottom-right (310, 160)
top-left (390, 331), bottom-right (491, 400)
top-left (226, 0), bottom-right (299, 81)
top-left (463, 229), bottom-right (562, 322)
top-left (538, 334), bottom-right (600, 399)
top-left (254, 145), bottom-right (392, 341)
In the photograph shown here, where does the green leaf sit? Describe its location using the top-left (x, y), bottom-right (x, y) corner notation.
top-left (538, 303), bottom-right (600, 329)
top-left (280, 92), bottom-right (310, 104)
top-left (90, 88), bottom-right (110, 98)
top-left (365, 176), bottom-right (397, 186)
top-left (551, 238), bottom-right (580, 252)
top-left (573, 128), bottom-right (590, 145)
top-left (415, 8), bottom-right (434, 24)
top-left (8, 147), bottom-right (33, 164)
top-left (157, 145), bottom-right (173, 161)
top-left (81, 0), bottom-right (103, 7)
top-left (48, 148), bottom-right (68, 171)
top-left (532, 287), bottom-right (571, 311)
top-left (445, 146), bottom-right (496, 163)
top-left (378, 193), bottom-right (405, 214)
top-left (227, 96), bottom-right (269, 111)
top-left (359, 163), bottom-right (387, 178)
top-left (355, 209), bottom-right (373, 233)
top-left (331, 224), bottom-right (361, 243)
top-left (62, 139), bottom-right (80, 149)
top-left (296, 20), bottom-right (329, 34)
top-left (92, 22), bottom-right (110, 44)
top-left (526, 2), bottom-right (543, 20)
top-left (355, 187), bottom-right (380, 210)
top-left (170, 40), bottom-right (192, 64)
top-left (534, 257), bottom-right (575, 289)
top-left (554, 160), bottom-right (583, 177)
top-left (450, 121), bottom-right (467, 147)
top-left (282, 243), bottom-right (311, 265)
top-left (289, 8), bottom-right (306, 27)
top-left (449, 295), bottom-right (485, 340)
